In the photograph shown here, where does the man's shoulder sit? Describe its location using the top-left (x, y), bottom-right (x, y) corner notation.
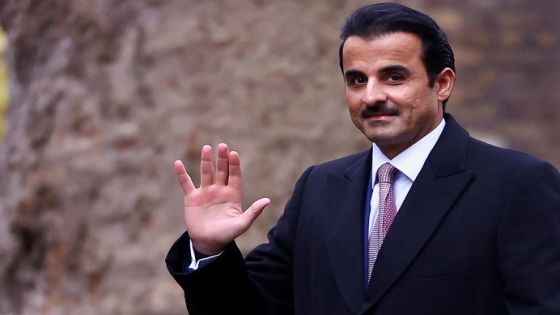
top-left (441, 114), bottom-right (557, 172)
top-left (467, 136), bottom-right (558, 173)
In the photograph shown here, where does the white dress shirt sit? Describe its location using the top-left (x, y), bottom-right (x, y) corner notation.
top-left (368, 119), bottom-right (446, 236)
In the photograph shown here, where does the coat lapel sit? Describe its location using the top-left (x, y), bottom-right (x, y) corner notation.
top-left (360, 114), bottom-right (475, 313)
top-left (325, 150), bottom-right (371, 314)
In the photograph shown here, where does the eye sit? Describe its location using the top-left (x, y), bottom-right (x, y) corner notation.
top-left (386, 73), bottom-right (404, 83)
top-left (344, 70), bottom-right (370, 88)
top-left (353, 76), bottom-right (367, 85)
top-left (346, 74), bottom-right (367, 87)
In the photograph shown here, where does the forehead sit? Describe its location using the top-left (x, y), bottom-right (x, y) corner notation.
top-left (342, 32), bottom-right (423, 72)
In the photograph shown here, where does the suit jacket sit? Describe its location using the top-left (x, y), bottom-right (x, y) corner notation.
top-left (166, 114), bottom-right (560, 315)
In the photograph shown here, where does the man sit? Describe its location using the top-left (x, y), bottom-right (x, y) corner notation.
top-left (166, 3), bottom-right (560, 314)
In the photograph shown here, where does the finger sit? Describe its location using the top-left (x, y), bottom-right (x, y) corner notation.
top-left (200, 145), bottom-right (214, 187)
top-left (239, 198), bottom-right (271, 227)
top-left (215, 143), bottom-right (229, 186)
top-left (228, 151), bottom-right (242, 190)
top-left (174, 160), bottom-right (195, 195)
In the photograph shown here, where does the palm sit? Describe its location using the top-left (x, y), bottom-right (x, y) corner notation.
top-left (184, 185), bottom-right (243, 240)
top-left (174, 144), bottom-right (270, 255)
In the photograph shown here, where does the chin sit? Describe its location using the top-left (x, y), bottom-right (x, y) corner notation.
top-left (362, 128), bottom-right (398, 143)
top-left (365, 134), bottom-right (392, 145)
top-left (368, 132), bottom-right (411, 148)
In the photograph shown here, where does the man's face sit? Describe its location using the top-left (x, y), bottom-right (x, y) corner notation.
top-left (342, 32), bottom-right (453, 158)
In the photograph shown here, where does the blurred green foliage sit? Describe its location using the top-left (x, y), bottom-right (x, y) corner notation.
top-left (0, 29), bottom-right (7, 142)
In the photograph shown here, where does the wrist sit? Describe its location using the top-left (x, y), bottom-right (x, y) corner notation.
top-left (191, 239), bottom-right (226, 256)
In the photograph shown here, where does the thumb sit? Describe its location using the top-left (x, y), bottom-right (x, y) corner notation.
top-left (241, 197), bottom-right (271, 225)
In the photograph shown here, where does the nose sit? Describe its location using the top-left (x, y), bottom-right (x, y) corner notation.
top-left (361, 80), bottom-right (387, 106)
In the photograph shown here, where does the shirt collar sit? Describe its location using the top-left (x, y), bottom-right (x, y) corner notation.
top-left (371, 118), bottom-right (446, 184)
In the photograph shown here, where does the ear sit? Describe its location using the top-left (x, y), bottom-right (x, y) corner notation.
top-left (435, 67), bottom-right (455, 102)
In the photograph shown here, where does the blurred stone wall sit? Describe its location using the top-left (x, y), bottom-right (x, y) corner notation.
top-left (0, 29), bottom-right (7, 139)
top-left (0, 0), bottom-right (557, 314)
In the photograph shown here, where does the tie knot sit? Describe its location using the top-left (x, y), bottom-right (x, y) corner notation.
top-left (377, 163), bottom-right (396, 184)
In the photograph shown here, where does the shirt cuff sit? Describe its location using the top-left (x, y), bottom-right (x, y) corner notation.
top-left (187, 239), bottom-right (223, 271)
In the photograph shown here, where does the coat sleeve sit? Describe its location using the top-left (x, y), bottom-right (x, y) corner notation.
top-left (165, 166), bottom-right (314, 315)
top-left (497, 160), bottom-right (560, 314)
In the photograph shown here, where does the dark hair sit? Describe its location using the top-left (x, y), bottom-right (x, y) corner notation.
top-left (339, 2), bottom-right (455, 88)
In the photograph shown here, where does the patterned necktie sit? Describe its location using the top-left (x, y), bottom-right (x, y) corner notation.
top-left (367, 163), bottom-right (398, 281)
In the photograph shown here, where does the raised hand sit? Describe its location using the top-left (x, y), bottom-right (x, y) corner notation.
top-left (174, 143), bottom-right (271, 255)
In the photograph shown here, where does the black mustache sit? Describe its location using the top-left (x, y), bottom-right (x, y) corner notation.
top-left (360, 103), bottom-right (400, 118)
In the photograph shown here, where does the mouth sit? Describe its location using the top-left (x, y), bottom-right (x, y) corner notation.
top-left (366, 112), bottom-right (397, 118)
top-left (360, 104), bottom-right (399, 120)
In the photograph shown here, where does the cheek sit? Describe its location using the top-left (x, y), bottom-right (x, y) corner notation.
top-left (345, 94), bottom-right (362, 115)
top-left (401, 89), bottom-right (437, 114)
top-left (409, 98), bottom-right (423, 112)
top-left (396, 93), bottom-right (421, 115)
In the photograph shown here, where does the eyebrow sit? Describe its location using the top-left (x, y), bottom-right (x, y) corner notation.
top-left (344, 65), bottom-right (411, 79)
top-left (344, 69), bottom-right (365, 79)
top-left (379, 65), bottom-right (411, 76)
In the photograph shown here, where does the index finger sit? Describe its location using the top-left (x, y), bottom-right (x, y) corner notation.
top-left (174, 160), bottom-right (195, 195)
